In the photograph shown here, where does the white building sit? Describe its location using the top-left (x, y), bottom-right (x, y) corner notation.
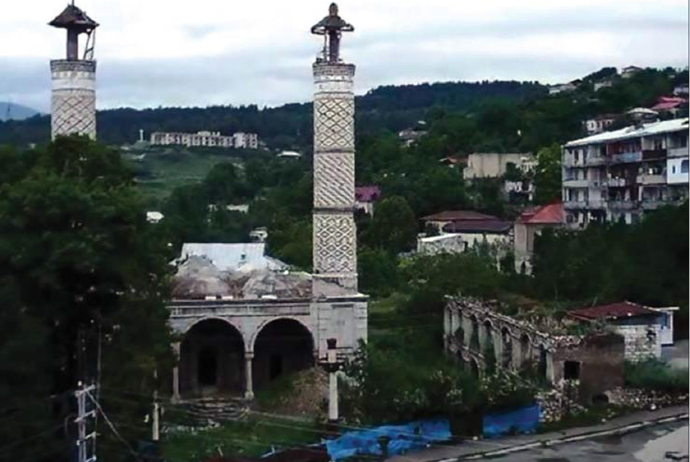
top-left (150, 130), bottom-right (259, 149)
top-left (562, 118), bottom-right (689, 228)
top-left (583, 114), bottom-right (618, 135)
top-left (416, 233), bottom-right (464, 255)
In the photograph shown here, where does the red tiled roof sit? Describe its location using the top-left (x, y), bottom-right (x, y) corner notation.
top-left (355, 186), bottom-right (381, 202)
top-left (519, 202), bottom-right (564, 224)
top-left (652, 101), bottom-right (686, 111)
top-left (568, 301), bottom-right (659, 321)
top-left (422, 210), bottom-right (498, 222)
top-left (442, 220), bottom-right (512, 234)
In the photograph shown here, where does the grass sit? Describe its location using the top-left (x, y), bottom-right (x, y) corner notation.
top-left (163, 416), bottom-right (325, 462)
top-left (122, 146), bottom-right (248, 206)
top-left (537, 404), bottom-right (635, 434)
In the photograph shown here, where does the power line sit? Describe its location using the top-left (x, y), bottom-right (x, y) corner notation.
top-left (85, 389), bottom-right (141, 461)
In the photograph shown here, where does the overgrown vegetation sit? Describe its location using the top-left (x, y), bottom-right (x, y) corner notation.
top-left (624, 359), bottom-right (689, 393)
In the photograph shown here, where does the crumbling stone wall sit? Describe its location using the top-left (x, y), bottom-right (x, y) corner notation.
top-left (614, 321), bottom-right (662, 362)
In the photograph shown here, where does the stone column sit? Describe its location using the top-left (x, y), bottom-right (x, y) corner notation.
top-left (244, 352), bottom-right (254, 400)
top-left (312, 62), bottom-right (357, 298)
top-left (50, 60), bottom-right (97, 140)
top-left (172, 342), bottom-right (180, 402)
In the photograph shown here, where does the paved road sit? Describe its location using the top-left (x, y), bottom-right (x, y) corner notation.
top-left (385, 406), bottom-right (688, 462)
top-left (501, 421), bottom-right (688, 462)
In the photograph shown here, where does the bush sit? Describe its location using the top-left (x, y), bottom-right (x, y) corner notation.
top-left (624, 359), bottom-right (689, 393)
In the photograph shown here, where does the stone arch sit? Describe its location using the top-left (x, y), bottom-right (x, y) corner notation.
top-left (518, 333), bottom-right (532, 370)
top-left (470, 358), bottom-right (479, 377)
top-left (180, 318), bottom-right (245, 398)
top-left (538, 343), bottom-right (548, 380)
top-left (248, 316), bottom-right (313, 353)
top-left (469, 315), bottom-right (480, 350)
top-left (252, 318), bottom-right (315, 391)
top-left (454, 324), bottom-right (465, 345)
top-left (501, 327), bottom-right (513, 369)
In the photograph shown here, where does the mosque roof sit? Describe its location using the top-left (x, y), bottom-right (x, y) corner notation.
top-left (49, 4), bottom-right (99, 31)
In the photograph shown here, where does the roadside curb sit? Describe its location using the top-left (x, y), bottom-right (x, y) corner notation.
top-left (443, 411), bottom-right (689, 461)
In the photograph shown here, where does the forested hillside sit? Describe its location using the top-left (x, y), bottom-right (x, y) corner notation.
top-left (0, 80), bottom-right (545, 148)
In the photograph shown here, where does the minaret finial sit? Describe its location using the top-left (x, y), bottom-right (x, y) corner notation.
top-left (311, 3), bottom-right (354, 63)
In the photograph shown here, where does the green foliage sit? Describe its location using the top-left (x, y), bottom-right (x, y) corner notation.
top-left (532, 205), bottom-right (689, 308)
top-left (358, 249), bottom-right (400, 297)
top-left (624, 359), bottom-right (689, 393)
top-left (533, 143), bottom-right (562, 205)
top-left (0, 136), bottom-right (174, 461)
top-left (363, 196), bottom-right (417, 253)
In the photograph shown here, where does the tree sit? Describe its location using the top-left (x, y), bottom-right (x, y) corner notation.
top-left (0, 136), bottom-right (174, 461)
top-left (364, 196), bottom-right (417, 254)
top-left (533, 143), bottom-right (562, 204)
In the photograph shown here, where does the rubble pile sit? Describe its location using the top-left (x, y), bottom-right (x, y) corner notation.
top-left (606, 387), bottom-right (689, 409)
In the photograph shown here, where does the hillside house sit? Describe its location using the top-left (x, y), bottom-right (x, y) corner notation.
top-left (513, 202), bottom-right (564, 274)
top-left (583, 114), bottom-right (619, 135)
top-left (621, 66), bottom-right (643, 79)
top-left (568, 302), bottom-right (677, 361)
top-left (354, 186), bottom-right (381, 215)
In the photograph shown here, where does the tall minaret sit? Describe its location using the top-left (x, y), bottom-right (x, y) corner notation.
top-left (49, 3), bottom-right (99, 140)
top-left (311, 3), bottom-right (358, 297)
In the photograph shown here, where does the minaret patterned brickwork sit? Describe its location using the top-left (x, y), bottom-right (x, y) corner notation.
top-left (312, 61), bottom-right (358, 297)
top-left (51, 60), bottom-right (97, 139)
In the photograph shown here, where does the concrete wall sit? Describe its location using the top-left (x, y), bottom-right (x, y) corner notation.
top-left (463, 153), bottom-right (530, 180)
top-left (612, 318), bottom-right (662, 362)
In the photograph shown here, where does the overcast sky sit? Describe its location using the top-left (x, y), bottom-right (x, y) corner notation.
top-left (1, 0), bottom-right (688, 112)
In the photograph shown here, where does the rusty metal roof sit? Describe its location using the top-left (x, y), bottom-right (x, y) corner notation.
top-left (569, 301), bottom-right (659, 321)
top-left (49, 4), bottom-right (98, 31)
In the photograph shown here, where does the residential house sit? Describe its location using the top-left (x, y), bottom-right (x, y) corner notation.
top-left (463, 153), bottom-right (534, 180)
top-left (594, 79), bottom-right (614, 91)
top-left (548, 81), bottom-right (578, 95)
top-left (651, 96), bottom-right (688, 117)
top-left (673, 83), bottom-right (689, 97)
top-left (398, 121), bottom-right (428, 147)
top-left (441, 218), bottom-right (513, 256)
top-left (621, 66), bottom-right (643, 79)
top-left (568, 301), bottom-right (676, 362)
top-left (422, 210), bottom-right (499, 231)
top-left (583, 114), bottom-right (619, 135)
top-left (354, 186), bottom-right (381, 215)
top-left (416, 233), bottom-right (464, 255)
top-left (513, 202), bottom-right (564, 274)
top-left (562, 117), bottom-right (689, 228)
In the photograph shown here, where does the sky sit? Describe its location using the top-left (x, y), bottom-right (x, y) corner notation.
top-left (1, 0), bottom-right (688, 113)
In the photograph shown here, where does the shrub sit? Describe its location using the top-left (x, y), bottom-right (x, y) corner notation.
top-left (624, 359), bottom-right (689, 393)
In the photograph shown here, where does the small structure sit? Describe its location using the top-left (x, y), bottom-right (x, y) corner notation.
top-left (177, 243), bottom-right (288, 274)
top-left (651, 96), bottom-right (688, 116)
top-left (594, 79), bottom-right (614, 91)
top-left (513, 202), bottom-right (564, 274)
top-left (146, 211), bottom-right (164, 224)
top-left (354, 186), bottom-right (381, 215)
top-left (416, 233), bottom-right (464, 255)
top-left (49, 3), bottom-right (99, 139)
top-left (568, 301), bottom-right (673, 361)
top-left (249, 227), bottom-right (268, 243)
top-left (673, 83), bottom-right (689, 97)
top-left (444, 297), bottom-right (625, 405)
top-left (621, 66), bottom-right (643, 79)
top-left (150, 131), bottom-right (259, 149)
top-left (422, 210), bottom-right (498, 231)
top-left (463, 153), bottom-right (534, 180)
top-left (398, 121), bottom-right (427, 147)
top-left (277, 150), bottom-right (302, 159)
top-left (548, 82), bottom-right (578, 95)
top-left (441, 219), bottom-right (513, 254)
top-left (583, 114), bottom-right (619, 135)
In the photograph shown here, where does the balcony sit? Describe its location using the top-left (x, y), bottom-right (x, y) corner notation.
top-left (563, 179), bottom-right (591, 188)
top-left (585, 157), bottom-right (607, 167)
top-left (642, 149), bottom-right (667, 161)
top-left (564, 200), bottom-right (607, 210)
top-left (668, 146), bottom-right (689, 158)
top-left (638, 173), bottom-right (666, 185)
top-left (611, 152), bottom-right (642, 164)
top-left (608, 200), bottom-right (638, 210)
top-left (605, 178), bottom-right (627, 187)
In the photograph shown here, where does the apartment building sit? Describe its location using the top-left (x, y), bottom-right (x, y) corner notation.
top-left (150, 130), bottom-right (259, 149)
top-left (562, 118), bottom-right (689, 228)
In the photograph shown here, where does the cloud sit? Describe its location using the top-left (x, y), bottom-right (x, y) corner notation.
top-left (0, 0), bottom-right (687, 111)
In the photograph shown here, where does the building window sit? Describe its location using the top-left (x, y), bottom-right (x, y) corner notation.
top-left (681, 160), bottom-right (689, 174)
top-left (646, 329), bottom-right (657, 344)
top-left (564, 361), bottom-right (581, 380)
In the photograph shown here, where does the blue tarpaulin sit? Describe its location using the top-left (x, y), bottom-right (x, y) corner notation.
top-left (482, 404), bottom-right (540, 438)
top-left (325, 419), bottom-right (451, 461)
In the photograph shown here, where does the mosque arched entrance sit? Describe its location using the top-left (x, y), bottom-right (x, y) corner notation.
top-left (180, 319), bottom-right (245, 398)
top-left (253, 319), bottom-right (315, 391)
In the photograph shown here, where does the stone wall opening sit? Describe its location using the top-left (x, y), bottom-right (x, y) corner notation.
top-left (253, 319), bottom-right (314, 390)
top-left (501, 327), bottom-right (512, 369)
top-left (519, 333), bottom-right (531, 370)
top-left (180, 319), bottom-right (245, 398)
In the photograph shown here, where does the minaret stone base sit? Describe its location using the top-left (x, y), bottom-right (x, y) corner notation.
top-left (312, 62), bottom-right (358, 298)
top-left (50, 59), bottom-right (96, 139)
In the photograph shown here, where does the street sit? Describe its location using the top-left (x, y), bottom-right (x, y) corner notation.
top-left (495, 421), bottom-right (688, 462)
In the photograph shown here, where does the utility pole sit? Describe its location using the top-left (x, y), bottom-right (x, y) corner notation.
top-left (326, 338), bottom-right (341, 423)
top-left (75, 382), bottom-right (97, 462)
top-left (152, 370), bottom-right (160, 442)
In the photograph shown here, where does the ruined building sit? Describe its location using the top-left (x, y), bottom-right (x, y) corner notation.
top-left (166, 4), bottom-right (367, 402)
top-left (49, 3), bottom-right (98, 139)
top-left (444, 297), bottom-right (625, 404)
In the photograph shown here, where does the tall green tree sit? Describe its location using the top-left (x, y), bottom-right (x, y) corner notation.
top-left (0, 136), bottom-right (174, 462)
top-left (364, 196), bottom-right (417, 254)
top-left (533, 143), bottom-right (562, 204)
